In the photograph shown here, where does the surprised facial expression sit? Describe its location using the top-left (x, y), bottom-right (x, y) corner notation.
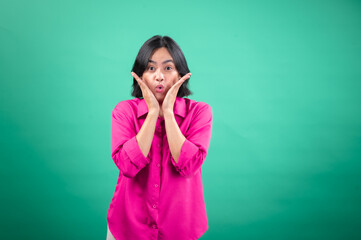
top-left (141, 47), bottom-right (180, 103)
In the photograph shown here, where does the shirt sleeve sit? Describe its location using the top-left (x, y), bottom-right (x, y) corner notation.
top-left (170, 103), bottom-right (213, 177)
top-left (111, 101), bottom-right (151, 178)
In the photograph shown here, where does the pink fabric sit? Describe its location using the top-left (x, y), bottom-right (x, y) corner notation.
top-left (107, 96), bottom-right (213, 240)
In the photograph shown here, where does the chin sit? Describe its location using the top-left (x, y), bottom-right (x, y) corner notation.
top-left (156, 96), bottom-right (164, 102)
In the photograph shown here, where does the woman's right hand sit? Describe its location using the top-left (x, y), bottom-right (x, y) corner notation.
top-left (131, 72), bottom-right (160, 114)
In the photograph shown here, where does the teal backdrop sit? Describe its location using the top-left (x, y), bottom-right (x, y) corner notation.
top-left (1, 0), bottom-right (360, 239)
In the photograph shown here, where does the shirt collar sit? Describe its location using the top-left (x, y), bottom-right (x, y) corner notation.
top-left (137, 97), bottom-right (186, 119)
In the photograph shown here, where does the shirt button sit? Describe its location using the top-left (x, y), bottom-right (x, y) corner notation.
top-left (154, 184), bottom-right (158, 188)
top-left (152, 204), bottom-right (157, 208)
top-left (152, 224), bottom-right (157, 229)
top-left (156, 163), bottom-right (160, 167)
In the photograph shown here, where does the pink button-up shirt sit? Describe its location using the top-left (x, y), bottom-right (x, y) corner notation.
top-left (107, 96), bottom-right (213, 240)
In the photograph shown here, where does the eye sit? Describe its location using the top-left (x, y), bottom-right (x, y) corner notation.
top-left (165, 66), bottom-right (172, 70)
top-left (148, 66), bottom-right (155, 71)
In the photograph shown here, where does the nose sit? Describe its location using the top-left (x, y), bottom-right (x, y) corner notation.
top-left (155, 68), bottom-right (164, 81)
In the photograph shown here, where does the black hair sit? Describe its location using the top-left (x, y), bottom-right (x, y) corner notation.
top-left (130, 35), bottom-right (192, 98)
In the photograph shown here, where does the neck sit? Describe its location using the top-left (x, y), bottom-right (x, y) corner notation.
top-left (158, 100), bottom-right (163, 117)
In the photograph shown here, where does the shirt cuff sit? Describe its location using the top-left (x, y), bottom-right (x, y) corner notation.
top-left (122, 135), bottom-right (150, 169)
top-left (170, 138), bottom-right (199, 173)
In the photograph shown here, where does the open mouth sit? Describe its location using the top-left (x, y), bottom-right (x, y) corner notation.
top-left (156, 85), bottom-right (165, 93)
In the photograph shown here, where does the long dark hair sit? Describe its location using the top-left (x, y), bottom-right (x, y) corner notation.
top-left (131, 35), bottom-right (192, 98)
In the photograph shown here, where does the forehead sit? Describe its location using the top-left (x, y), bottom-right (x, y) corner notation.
top-left (149, 47), bottom-right (173, 61)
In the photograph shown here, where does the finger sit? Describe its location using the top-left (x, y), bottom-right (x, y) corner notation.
top-left (131, 72), bottom-right (153, 96)
top-left (175, 73), bottom-right (191, 86)
top-left (131, 72), bottom-right (142, 82)
top-left (179, 73), bottom-right (191, 82)
top-left (131, 72), bottom-right (145, 88)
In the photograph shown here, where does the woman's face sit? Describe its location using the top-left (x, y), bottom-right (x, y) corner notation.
top-left (141, 47), bottom-right (180, 103)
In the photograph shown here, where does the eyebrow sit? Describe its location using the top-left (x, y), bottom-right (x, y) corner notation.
top-left (148, 59), bottom-right (174, 64)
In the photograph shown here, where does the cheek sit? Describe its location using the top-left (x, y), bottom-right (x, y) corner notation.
top-left (172, 73), bottom-right (180, 83)
top-left (169, 79), bottom-right (176, 87)
top-left (141, 80), bottom-right (151, 89)
top-left (141, 75), bottom-right (150, 85)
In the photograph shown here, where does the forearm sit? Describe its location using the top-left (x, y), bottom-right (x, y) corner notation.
top-left (136, 110), bottom-right (158, 158)
top-left (164, 110), bottom-right (186, 164)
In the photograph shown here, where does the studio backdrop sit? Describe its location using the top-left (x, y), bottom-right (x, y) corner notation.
top-left (1, 0), bottom-right (360, 239)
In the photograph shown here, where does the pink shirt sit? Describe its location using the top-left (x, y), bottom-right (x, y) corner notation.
top-left (107, 96), bottom-right (213, 240)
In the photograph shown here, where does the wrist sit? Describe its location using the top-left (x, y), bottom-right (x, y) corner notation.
top-left (148, 109), bottom-right (159, 117)
top-left (163, 109), bottom-right (174, 117)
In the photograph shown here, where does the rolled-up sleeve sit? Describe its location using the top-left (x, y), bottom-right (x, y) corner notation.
top-left (170, 103), bottom-right (213, 177)
top-left (111, 102), bottom-right (151, 178)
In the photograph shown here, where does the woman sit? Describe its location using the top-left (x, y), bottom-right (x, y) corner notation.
top-left (106, 35), bottom-right (213, 240)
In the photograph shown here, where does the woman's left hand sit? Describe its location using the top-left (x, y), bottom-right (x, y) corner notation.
top-left (162, 73), bottom-right (191, 114)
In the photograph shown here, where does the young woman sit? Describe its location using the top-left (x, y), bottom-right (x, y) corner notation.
top-left (106, 35), bottom-right (213, 240)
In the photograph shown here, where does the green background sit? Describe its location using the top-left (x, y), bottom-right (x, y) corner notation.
top-left (1, 0), bottom-right (360, 239)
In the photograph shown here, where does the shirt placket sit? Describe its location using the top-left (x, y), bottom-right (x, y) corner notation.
top-left (150, 116), bottom-right (163, 239)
